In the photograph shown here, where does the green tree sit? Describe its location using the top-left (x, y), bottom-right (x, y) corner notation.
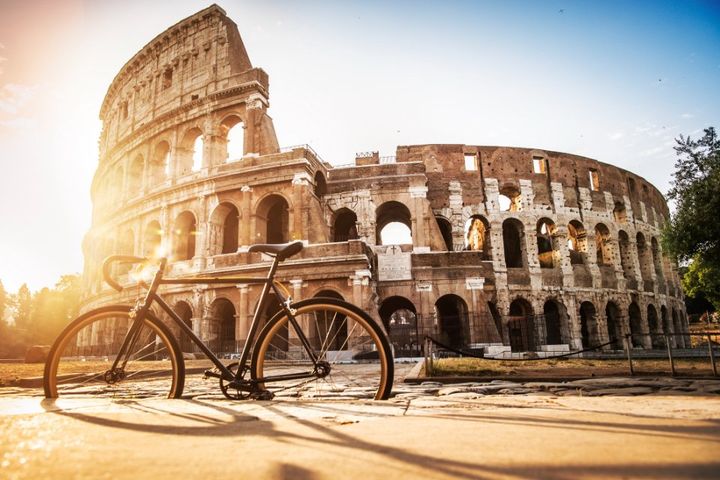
top-left (662, 127), bottom-right (720, 309)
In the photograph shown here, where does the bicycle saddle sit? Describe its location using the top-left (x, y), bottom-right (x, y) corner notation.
top-left (248, 241), bottom-right (304, 260)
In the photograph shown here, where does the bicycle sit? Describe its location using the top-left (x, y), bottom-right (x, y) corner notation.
top-left (43, 241), bottom-right (394, 400)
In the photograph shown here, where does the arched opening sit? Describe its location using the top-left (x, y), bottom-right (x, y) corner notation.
top-left (613, 202), bottom-right (627, 224)
top-left (332, 208), bottom-right (358, 242)
top-left (143, 220), bottom-right (162, 257)
top-left (508, 298), bottom-right (535, 352)
top-left (221, 115), bottom-right (244, 162)
top-left (636, 232), bottom-right (652, 281)
top-left (498, 185), bottom-right (521, 212)
top-left (536, 218), bottom-right (557, 268)
top-left (465, 215), bottom-right (491, 259)
top-left (379, 296), bottom-right (418, 357)
top-left (595, 223), bottom-right (612, 266)
top-left (502, 218), bottom-right (525, 268)
top-left (172, 211), bottom-right (197, 261)
top-left (311, 290), bottom-right (348, 352)
top-left (618, 231), bottom-right (635, 281)
top-left (211, 298), bottom-right (236, 354)
top-left (435, 295), bottom-right (468, 349)
top-left (488, 301), bottom-right (503, 338)
top-left (173, 301), bottom-right (193, 353)
top-left (672, 308), bottom-right (684, 348)
top-left (127, 155), bottom-right (144, 197)
top-left (313, 171), bottom-right (327, 197)
top-left (209, 202), bottom-right (239, 255)
top-left (376, 201), bottom-right (412, 245)
top-left (651, 237), bottom-right (663, 278)
top-left (149, 141), bottom-right (170, 186)
top-left (579, 301), bottom-right (599, 348)
top-left (256, 195), bottom-right (289, 244)
top-left (661, 305), bottom-right (672, 347)
top-left (629, 302), bottom-right (643, 348)
top-left (178, 128), bottom-right (203, 175)
top-left (436, 216), bottom-right (453, 251)
top-left (543, 300), bottom-right (563, 345)
top-left (567, 220), bottom-right (587, 265)
top-left (605, 301), bottom-right (623, 349)
top-left (647, 304), bottom-right (662, 348)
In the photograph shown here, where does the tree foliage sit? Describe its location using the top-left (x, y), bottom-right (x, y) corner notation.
top-left (663, 127), bottom-right (720, 309)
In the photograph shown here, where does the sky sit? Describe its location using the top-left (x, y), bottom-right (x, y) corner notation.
top-left (0, 0), bottom-right (719, 293)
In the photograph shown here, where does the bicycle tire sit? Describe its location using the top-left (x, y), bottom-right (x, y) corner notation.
top-left (251, 298), bottom-right (394, 400)
top-left (44, 305), bottom-right (185, 399)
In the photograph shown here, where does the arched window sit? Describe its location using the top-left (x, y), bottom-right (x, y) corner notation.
top-left (210, 298), bottom-right (236, 354)
top-left (636, 232), bottom-right (652, 281)
top-left (605, 301), bottom-right (623, 349)
top-left (221, 115), bottom-right (244, 162)
top-left (508, 298), bottom-right (534, 352)
top-left (595, 223), bottom-right (612, 266)
top-left (435, 295), bottom-right (468, 349)
top-left (127, 155), bottom-right (144, 197)
top-left (332, 208), bottom-right (358, 242)
top-left (178, 128), bottom-right (203, 175)
top-left (618, 230), bottom-right (635, 281)
top-left (661, 305), bottom-right (672, 347)
top-left (567, 220), bottom-right (587, 265)
top-left (209, 202), bottom-right (239, 255)
top-left (542, 300), bottom-right (564, 345)
top-left (628, 302), bottom-right (643, 348)
top-left (173, 301), bottom-right (194, 353)
top-left (256, 195), bottom-right (289, 244)
top-left (172, 211), bottom-right (197, 261)
top-left (376, 201), bottom-right (412, 245)
top-left (314, 171), bottom-right (327, 197)
top-left (379, 296), bottom-right (418, 356)
top-left (536, 218), bottom-right (557, 268)
top-left (465, 215), bottom-right (491, 259)
top-left (502, 218), bottom-right (525, 268)
top-left (579, 301), bottom-right (599, 348)
top-left (498, 185), bottom-right (522, 212)
top-left (437, 217), bottom-right (453, 251)
top-left (647, 304), bottom-right (662, 348)
top-left (651, 237), bottom-right (663, 278)
top-left (144, 220), bottom-right (162, 257)
top-left (149, 141), bottom-right (170, 186)
top-left (613, 201), bottom-right (627, 224)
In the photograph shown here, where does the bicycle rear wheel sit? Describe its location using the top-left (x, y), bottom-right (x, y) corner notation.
top-left (44, 306), bottom-right (185, 399)
top-left (251, 298), bottom-right (393, 400)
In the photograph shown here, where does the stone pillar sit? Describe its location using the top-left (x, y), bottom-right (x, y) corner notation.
top-left (409, 185), bottom-right (428, 250)
top-left (236, 285), bottom-right (250, 345)
top-left (289, 279), bottom-right (303, 302)
top-left (292, 172), bottom-right (312, 241)
top-left (240, 185), bottom-right (253, 246)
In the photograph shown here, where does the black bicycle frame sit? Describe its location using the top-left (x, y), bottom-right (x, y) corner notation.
top-left (113, 255), bottom-right (322, 386)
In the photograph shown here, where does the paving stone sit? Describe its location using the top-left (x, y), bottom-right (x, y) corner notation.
top-left (446, 392), bottom-right (484, 399)
top-left (497, 388), bottom-right (534, 395)
top-left (585, 387), bottom-right (655, 396)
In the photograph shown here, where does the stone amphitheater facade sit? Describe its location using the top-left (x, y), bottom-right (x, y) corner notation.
top-left (83, 5), bottom-right (688, 357)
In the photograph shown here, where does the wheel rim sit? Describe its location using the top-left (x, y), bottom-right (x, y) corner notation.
top-left (46, 310), bottom-right (180, 399)
top-left (254, 303), bottom-right (390, 400)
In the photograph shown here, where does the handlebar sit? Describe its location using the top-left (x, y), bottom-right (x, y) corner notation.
top-left (102, 255), bottom-right (151, 292)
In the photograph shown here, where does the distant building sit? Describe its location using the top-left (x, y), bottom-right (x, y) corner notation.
top-left (82, 5), bottom-right (688, 357)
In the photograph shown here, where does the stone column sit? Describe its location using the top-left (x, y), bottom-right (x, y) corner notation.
top-left (236, 285), bottom-right (250, 346)
top-left (240, 185), bottom-right (253, 247)
top-left (409, 185), bottom-right (428, 250)
top-left (292, 173), bottom-right (312, 241)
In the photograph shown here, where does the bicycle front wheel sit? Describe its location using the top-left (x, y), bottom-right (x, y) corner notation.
top-left (44, 306), bottom-right (185, 399)
top-left (251, 298), bottom-right (394, 400)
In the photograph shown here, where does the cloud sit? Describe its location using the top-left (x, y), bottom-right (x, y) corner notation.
top-left (681, 113), bottom-right (694, 119)
top-left (608, 131), bottom-right (624, 141)
top-left (0, 83), bottom-right (37, 115)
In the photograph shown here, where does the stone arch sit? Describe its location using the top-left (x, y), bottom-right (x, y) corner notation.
top-left (172, 211), bottom-right (197, 261)
top-left (618, 230), bottom-right (635, 282)
top-left (628, 301), bottom-right (644, 348)
top-left (465, 215), bottom-right (491, 259)
top-left (436, 216), bottom-right (453, 251)
top-left (672, 307), bottom-right (685, 348)
top-left (647, 304), bottom-right (662, 348)
top-left (256, 194), bottom-right (289, 244)
top-left (567, 220), bottom-right (587, 265)
top-left (508, 297), bottom-right (535, 352)
top-left (127, 154), bottom-right (144, 197)
top-left (143, 220), bottom-right (162, 257)
top-left (594, 223), bottom-right (612, 266)
top-left (220, 114), bottom-right (244, 162)
top-left (149, 140), bottom-right (170, 186)
top-left (332, 208), bottom-right (358, 242)
top-left (651, 237), bottom-right (663, 278)
top-left (536, 218), bottom-right (557, 268)
top-left (178, 127), bottom-right (203, 175)
top-left (210, 297), bottom-right (236, 354)
top-left (636, 232), bottom-right (653, 282)
top-left (313, 171), bottom-right (327, 197)
top-left (379, 296), bottom-right (418, 356)
top-left (502, 218), bottom-right (526, 268)
top-left (613, 201), bottom-right (628, 224)
top-left (376, 201), bottom-right (412, 245)
top-left (498, 184), bottom-right (522, 212)
top-left (313, 289), bottom-right (344, 301)
top-left (579, 301), bottom-right (599, 348)
top-left (542, 299), bottom-right (564, 345)
top-left (173, 300), bottom-right (194, 352)
top-left (435, 294), bottom-right (468, 349)
top-left (209, 202), bottom-right (239, 255)
top-left (605, 301), bottom-right (623, 349)
top-left (661, 305), bottom-right (672, 347)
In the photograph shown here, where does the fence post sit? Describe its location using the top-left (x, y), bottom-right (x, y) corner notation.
top-left (665, 334), bottom-right (675, 377)
top-left (625, 334), bottom-right (634, 376)
top-left (708, 334), bottom-right (718, 377)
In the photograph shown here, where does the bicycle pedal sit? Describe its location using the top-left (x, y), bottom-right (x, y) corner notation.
top-left (203, 369), bottom-right (222, 379)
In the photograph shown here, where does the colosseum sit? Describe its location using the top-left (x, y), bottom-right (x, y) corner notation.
top-left (82, 5), bottom-right (688, 359)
